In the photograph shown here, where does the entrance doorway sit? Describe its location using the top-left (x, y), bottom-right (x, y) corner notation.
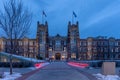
top-left (55, 53), bottom-right (61, 60)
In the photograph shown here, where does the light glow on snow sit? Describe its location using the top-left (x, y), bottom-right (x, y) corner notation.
top-left (34, 62), bottom-right (49, 69)
top-left (68, 62), bottom-right (89, 68)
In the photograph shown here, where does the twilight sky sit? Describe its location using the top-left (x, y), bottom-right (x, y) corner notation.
top-left (0, 0), bottom-right (120, 38)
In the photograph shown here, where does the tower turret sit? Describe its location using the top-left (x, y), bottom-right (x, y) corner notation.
top-left (36, 21), bottom-right (49, 59)
top-left (67, 21), bottom-right (80, 60)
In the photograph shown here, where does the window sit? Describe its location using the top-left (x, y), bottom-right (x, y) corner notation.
top-left (118, 42), bottom-right (120, 46)
top-left (29, 47), bottom-right (33, 52)
top-left (33, 41), bottom-right (35, 45)
top-left (29, 41), bottom-right (33, 46)
top-left (92, 42), bottom-right (96, 46)
top-left (118, 48), bottom-right (120, 52)
top-left (56, 40), bottom-right (61, 46)
top-left (101, 48), bottom-right (103, 52)
top-left (40, 45), bottom-right (45, 51)
top-left (83, 47), bottom-right (87, 52)
top-left (115, 48), bottom-right (118, 52)
top-left (88, 42), bottom-right (92, 45)
top-left (19, 41), bottom-right (22, 46)
top-left (109, 42), bottom-right (114, 46)
top-left (64, 41), bottom-right (66, 45)
top-left (50, 41), bottom-right (52, 45)
top-left (80, 42), bottom-right (86, 46)
top-left (64, 47), bottom-right (66, 51)
top-left (110, 48), bottom-right (114, 52)
top-left (104, 48), bottom-right (108, 52)
top-left (83, 42), bottom-right (87, 46)
top-left (71, 39), bottom-right (76, 44)
top-left (24, 41), bottom-right (28, 45)
top-left (88, 47), bottom-right (91, 51)
top-left (71, 30), bottom-right (76, 36)
top-left (39, 30), bottom-right (45, 44)
top-left (104, 41), bottom-right (108, 46)
top-left (49, 47), bottom-right (52, 51)
top-left (101, 42), bottom-right (103, 45)
top-left (93, 47), bottom-right (97, 52)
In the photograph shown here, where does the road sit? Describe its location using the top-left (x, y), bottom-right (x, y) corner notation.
top-left (26, 62), bottom-right (90, 80)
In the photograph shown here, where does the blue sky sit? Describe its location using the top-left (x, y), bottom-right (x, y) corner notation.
top-left (0, 0), bottom-right (120, 38)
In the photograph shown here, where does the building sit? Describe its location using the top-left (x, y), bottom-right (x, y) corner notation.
top-left (0, 21), bottom-right (120, 60)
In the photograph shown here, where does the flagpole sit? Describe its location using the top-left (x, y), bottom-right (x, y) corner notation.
top-left (42, 11), bottom-right (44, 24)
top-left (42, 11), bottom-right (47, 24)
top-left (72, 13), bottom-right (74, 24)
top-left (72, 11), bottom-right (77, 24)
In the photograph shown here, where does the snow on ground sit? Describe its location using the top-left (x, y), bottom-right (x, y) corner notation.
top-left (0, 63), bottom-right (49, 80)
top-left (41, 62), bottom-right (49, 66)
top-left (1, 52), bottom-right (45, 63)
top-left (93, 73), bottom-right (120, 80)
top-left (0, 72), bottom-right (21, 80)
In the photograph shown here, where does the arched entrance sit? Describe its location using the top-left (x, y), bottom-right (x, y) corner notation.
top-left (55, 53), bottom-right (61, 60)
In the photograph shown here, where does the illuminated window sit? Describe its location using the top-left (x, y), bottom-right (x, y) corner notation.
top-left (71, 53), bottom-right (76, 58)
top-left (64, 47), bottom-right (66, 51)
top-left (49, 47), bottom-right (52, 51)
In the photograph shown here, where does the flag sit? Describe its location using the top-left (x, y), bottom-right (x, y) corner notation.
top-left (43, 11), bottom-right (47, 17)
top-left (73, 11), bottom-right (77, 18)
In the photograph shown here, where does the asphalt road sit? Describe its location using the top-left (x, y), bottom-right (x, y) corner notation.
top-left (26, 62), bottom-right (90, 80)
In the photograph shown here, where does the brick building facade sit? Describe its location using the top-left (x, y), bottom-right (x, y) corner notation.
top-left (0, 21), bottom-right (120, 60)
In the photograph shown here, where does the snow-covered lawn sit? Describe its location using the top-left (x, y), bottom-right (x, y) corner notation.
top-left (0, 62), bottom-right (49, 80)
top-left (0, 72), bottom-right (21, 80)
top-left (94, 73), bottom-right (120, 80)
top-left (0, 52), bottom-right (46, 63)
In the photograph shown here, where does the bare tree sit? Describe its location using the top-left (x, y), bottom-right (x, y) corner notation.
top-left (0, 0), bottom-right (32, 74)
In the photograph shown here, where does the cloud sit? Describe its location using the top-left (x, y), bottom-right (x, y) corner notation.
top-left (0, 0), bottom-right (120, 38)
top-left (84, 1), bottom-right (120, 28)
